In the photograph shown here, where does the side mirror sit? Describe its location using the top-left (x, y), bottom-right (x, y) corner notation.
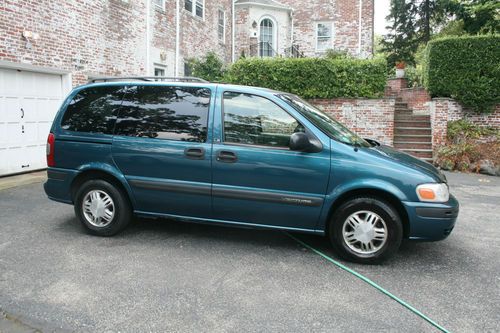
top-left (289, 132), bottom-right (311, 151)
top-left (364, 138), bottom-right (381, 147)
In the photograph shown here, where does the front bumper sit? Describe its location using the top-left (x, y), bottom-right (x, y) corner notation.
top-left (402, 194), bottom-right (459, 241)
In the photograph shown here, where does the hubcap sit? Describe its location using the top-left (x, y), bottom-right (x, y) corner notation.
top-left (82, 190), bottom-right (115, 227)
top-left (342, 210), bottom-right (388, 255)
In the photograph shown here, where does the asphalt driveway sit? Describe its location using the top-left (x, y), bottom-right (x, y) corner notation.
top-left (0, 172), bottom-right (499, 332)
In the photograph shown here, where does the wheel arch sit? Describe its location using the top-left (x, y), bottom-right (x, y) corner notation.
top-left (325, 188), bottom-right (410, 239)
top-left (70, 167), bottom-right (135, 209)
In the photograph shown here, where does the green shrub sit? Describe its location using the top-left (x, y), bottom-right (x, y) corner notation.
top-left (224, 57), bottom-right (387, 99)
top-left (186, 52), bottom-right (225, 82)
top-left (447, 119), bottom-right (499, 142)
top-left (422, 35), bottom-right (500, 113)
top-left (435, 120), bottom-right (500, 172)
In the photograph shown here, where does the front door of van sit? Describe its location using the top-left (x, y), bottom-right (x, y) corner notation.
top-left (211, 90), bottom-right (331, 230)
top-left (112, 85), bottom-right (213, 218)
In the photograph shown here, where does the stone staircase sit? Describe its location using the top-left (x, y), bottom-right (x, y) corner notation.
top-left (393, 100), bottom-right (433, 163)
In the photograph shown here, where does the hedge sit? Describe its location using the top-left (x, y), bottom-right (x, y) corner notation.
top-left (422, 35), bottom-right (500, 113)
top-left (224, 57), bottom-right (387, 99)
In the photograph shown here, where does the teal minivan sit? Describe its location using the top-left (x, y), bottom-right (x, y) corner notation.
top-left (44, 77), bottom-right (459, 264)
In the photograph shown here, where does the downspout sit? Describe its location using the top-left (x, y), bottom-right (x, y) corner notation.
top-left (232, 0), bottom-right (235, 62)
top-left (146, 0), bottom-right (151, 75)
top-left (358, 0), bottom-right (362, 56)
top-left (175, 0), bottom-right (181, 76)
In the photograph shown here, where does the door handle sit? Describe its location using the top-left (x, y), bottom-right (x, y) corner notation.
top-left (217, 150), bottom-right (237, 163)
top-left (184, 147), bottom-right (205, 159)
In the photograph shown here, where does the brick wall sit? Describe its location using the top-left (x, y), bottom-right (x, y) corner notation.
top-left (0, 0), bottom-right (150, 86)
top-left (399, 87), bottom-right (431, 115)
top-left (0, 0), bottom-right (232, 84)
top-left (179, 0), bottom-right (233, 73)
top-left (235, 0), bottom-right (374, 59)
top-left (310, 98), bottom-right (395, 146)
top-left (385, 78), bottom-right (407, 96)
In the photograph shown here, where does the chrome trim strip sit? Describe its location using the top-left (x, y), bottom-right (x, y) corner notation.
top-left (212, 187), bottom-right (323, 207)
top-left (129, 179), bottom-right (211, 196)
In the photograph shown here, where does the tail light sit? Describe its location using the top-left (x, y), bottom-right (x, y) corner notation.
top-left (46, 133), bottom-right (55, 167)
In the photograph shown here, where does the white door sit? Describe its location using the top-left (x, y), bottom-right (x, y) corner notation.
top-left (0, 68), bottom-right (64, 176)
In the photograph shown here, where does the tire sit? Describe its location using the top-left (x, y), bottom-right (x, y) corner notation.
top-left (328, 197), bottom-right (403, 264)
top-left (74, 179), bottom-right (132, 236)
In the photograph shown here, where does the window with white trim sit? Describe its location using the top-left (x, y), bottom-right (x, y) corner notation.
top-left (153, 0), bottom-right (165, 10)
top-left (218, 10), bottom-right (225, 42)
top-left (154, 67), bottom-right (165, 77)
top-left (184, 0), bottom-right (203, 18)
top-left (316, 22), bottom-right (333, 51)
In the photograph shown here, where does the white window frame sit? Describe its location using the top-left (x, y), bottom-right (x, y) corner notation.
top-left (184, 0), bottom-right (204, 19)
top-left (218, 9), bottom-right (225, 43)
top-left (154, 67), bottom-right (165, 77)
top-left (153, 0), bottom-right (165, 11)
top-left (315, 22), bottom-right (333, 52)
top-left (258, 16), bottom-right (278, 57)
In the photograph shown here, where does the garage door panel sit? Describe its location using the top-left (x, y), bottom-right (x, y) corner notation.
top-left (38, 122), bottom-right (52, 142)
top-left (5, 123), bottom-right (22, 146)
top-left (0, 67), bottom-right (65, 176)
top-left (38, 73), bottom-right (63, 98)
top-left (21, 97), bottom-right (38, 122)
top-left (24, 122), bottom-right (39, 144)
top-left (3, 97), bottom-right (21, 122)
top-left (1, 69), bottom-right (20, 96)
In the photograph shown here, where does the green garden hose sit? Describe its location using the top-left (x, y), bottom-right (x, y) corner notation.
top-left (285, 232), bottom-right (450, 333)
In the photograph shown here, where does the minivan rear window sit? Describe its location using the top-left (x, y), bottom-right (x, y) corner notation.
top-left (115, 85), bottom-right (211, 142)
top-left (61, 86), bottom-right (126, 134)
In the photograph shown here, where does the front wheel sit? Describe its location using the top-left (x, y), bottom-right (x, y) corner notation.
top-left (74, 179), bottom-right (132, 236)
top-left (328, 197), bottom-right (403, 264)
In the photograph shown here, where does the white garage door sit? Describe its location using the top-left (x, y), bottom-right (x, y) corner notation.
top-left (0, 68), bottom-right (64, 176)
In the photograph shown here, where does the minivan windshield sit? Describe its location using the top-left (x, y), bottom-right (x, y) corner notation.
top-left (278, 94), bottom-right (371, 147)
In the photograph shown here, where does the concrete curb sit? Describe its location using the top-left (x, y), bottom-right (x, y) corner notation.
top-left (0, 171), bottom-right (47, 191)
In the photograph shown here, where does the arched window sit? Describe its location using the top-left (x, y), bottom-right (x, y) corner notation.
top-left (259, 18), bottom-right (274, 57)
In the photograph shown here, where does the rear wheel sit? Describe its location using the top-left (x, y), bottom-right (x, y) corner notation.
top-left (328, 197), bottom-right (403, 264)
top-left (74, 179), bottom-right (132, 236)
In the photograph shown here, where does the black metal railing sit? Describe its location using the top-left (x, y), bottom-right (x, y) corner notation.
top-left (248, 42), bottom-right (278, 58)
top-left (243, 42), bottom-right (304, 59)
top-left (284, 44), bottom-right (305, 58)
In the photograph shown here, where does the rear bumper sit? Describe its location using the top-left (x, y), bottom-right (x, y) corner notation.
top-left (44, 168), bottom-right (78, 204)
top-left (403, 194), bottom-right (459, 241)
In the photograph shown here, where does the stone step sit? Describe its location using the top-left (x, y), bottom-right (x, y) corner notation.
top-left (394, 134), bottom-right (433, 143)
top-left (394, 141), bottom-right (433, 149)
top-left (395, 127), bottom-right (431, 135)
top-left (395, 120), bottom-right (431, 128)
top-left (395, 115), bottom-right (430, 121)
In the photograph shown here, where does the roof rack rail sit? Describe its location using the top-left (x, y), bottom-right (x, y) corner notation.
top-left (88, 76), bottom-right (208, 83)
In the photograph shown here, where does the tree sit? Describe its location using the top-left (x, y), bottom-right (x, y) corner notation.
top-left (381, 0), bottom-right (419, 67)
top-left (382, 0), bottom-right (455, 67)
top-left (185, 52), bottom-right (225, 82)
top-left (454, 0), bottom-right (500, 34)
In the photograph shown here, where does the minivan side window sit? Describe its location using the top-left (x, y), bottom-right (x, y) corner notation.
top-left (61, 86), bottom-right (126, 134)
top-left (223, 92), bottom-right (304, 148)
top-left (115, 85), bottom-right (210, 143)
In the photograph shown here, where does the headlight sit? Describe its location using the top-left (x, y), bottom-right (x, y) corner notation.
top-left (416, 183), bottom-right (449, 203)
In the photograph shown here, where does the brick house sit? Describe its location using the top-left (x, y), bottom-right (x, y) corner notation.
top-left (0, 0), bottom-right (373, 176)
